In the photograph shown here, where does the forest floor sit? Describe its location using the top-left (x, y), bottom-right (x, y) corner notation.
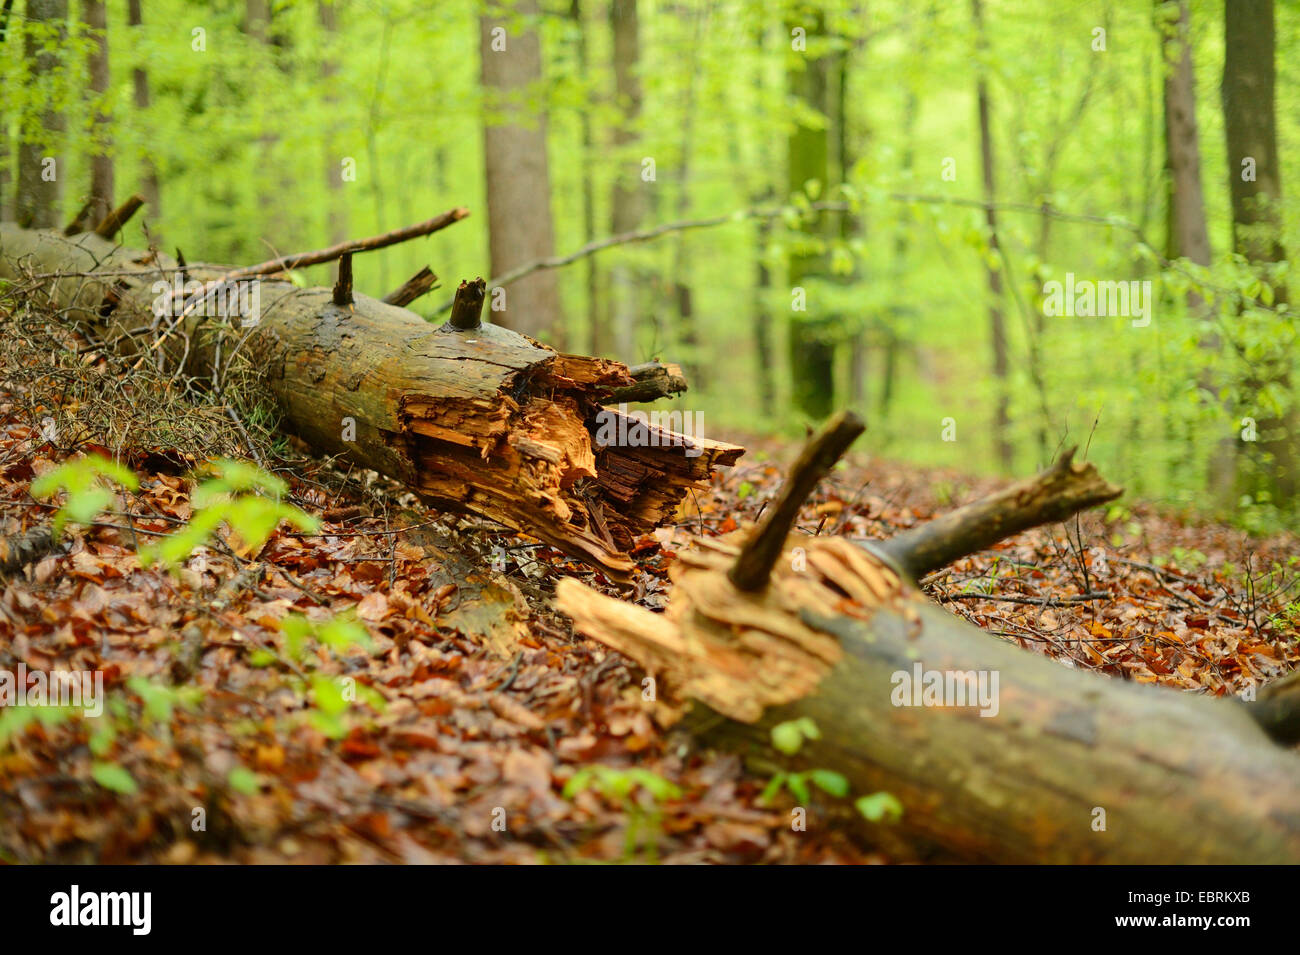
top-left (1, 364), bottom-right (1298, 863)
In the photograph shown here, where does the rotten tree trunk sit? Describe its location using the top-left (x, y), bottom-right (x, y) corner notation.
top-left (0, 223), bottom-right (742, 578)
top-left (557, 418), bottom-right (1300, 863)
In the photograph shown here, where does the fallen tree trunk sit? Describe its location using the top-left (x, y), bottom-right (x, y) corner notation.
top-left (0, 222), bottom-right (741, 578)
top-left (557, 413), bottom-right (1300, 863)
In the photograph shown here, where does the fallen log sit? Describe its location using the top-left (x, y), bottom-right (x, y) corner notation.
top-left (557, 413), bottom-right (1300, 863)
top-left (0, 221), bottom-right (742, 578)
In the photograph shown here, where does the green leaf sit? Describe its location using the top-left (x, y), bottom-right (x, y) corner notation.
top-left (91, 762), bottom-right (138, 795)
top-left (808, 769), bottom-right (850, 798)
top-left (786, 772), bottom-right (811, 804)
top-left (771, 720), bottom-right (805, 755)
top-left (759, 772), bottom-right (787, 805)
top-left (855, 791), bottom-right (903, 823)
top-left (228, 766), bottom-right (260, 795)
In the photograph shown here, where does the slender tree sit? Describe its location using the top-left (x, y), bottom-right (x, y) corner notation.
top-left (126, 0), bottom-right (159, 239)
top-left (1222, 0), bottom-right (1294, 500)
top-left (15, 0), bottom-right (67, 229)
top-left (81, 0), bottom-right (112, 226)
top-left (480, 0), bottom-right (563, 342)
top-left (786, 10), bottom-right (836, 419)
top-left (971, 0), bottom-right (1012, 472)
top-left (569, 0), bottom-right (603, 357)
top-left (0, 0), bottom-right (17, 221)
top-left (669, 2), bottom-right (706, 386)
top-left (319, 0), bottom-right (346, 245)
top-left (1158, 0), bottom-right (1209, 268)
top-left (607, 0), bottom-right (644, 360)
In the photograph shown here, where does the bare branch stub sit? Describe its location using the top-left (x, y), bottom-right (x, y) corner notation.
top-left (93, 194), bottom-right (146, 240)
top-left (382, 266), bottom-right (438, 307)
top-left (333, 252), bottom-right (354, 307)
top-left (448, 277), bottom-right (486, 330)
top-left (729, 410), bottom-right (866, 593)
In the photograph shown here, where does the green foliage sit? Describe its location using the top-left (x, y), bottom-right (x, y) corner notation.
top-left (563, 765), bottom-right (682, 863)
top-left (770, 716), bottom-right (821, 755)
top-left (140, 459), bottom-right (318, 570)
top-left (30, 455), bottom-right (139, 537)
top-left (761, 768), bottom-right (849, 804)
top-left (855, 791), bottom-right (904, 824)
top-left (258, 611), bottom-right (380, 740)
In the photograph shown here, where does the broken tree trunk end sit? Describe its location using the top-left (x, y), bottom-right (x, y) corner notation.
top-left (0, 221), bottom-right (742, 579)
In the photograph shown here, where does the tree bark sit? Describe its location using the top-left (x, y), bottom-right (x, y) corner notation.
top-left (15, 0), bottom-right (67, 230)
top-left (971, 0), bottom-right (1011, 472)
top-left (0, 223), bottom-right (742, 579)
top-left (81, 0), bottom-right (113, 228)
top-left (480, 0), bottom-right (563, 344)
top-left (786, 11), bottom-right (836, 420)
top-left (558, 422), bottom-right (1300, 863)
top-left (126, 0), bottom-right (160, 242)
top-left (1222, 0), bottom-right (1296, 503)
top-left (568, 0), bottom-right (604, 358)
top-left (607, 0), bottom-right (644, 362)
top-left (319, 0), bottom-right (347, 246)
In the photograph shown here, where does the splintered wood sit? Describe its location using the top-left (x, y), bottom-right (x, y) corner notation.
top-left (558, 534), bottom-right (915, 721)
top-left (406, 349), bottom-right (742, 580)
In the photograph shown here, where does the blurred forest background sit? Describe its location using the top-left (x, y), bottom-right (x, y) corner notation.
top-left (1, 0), bottom-right (1297, 528)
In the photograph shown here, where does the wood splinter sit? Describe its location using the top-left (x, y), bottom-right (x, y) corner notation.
top-left (382, 266), bottom-right (438, 307)
top-left (728, 409), bottom-right (865, 593)
top-left (448, 277), bottom-right (486, 330)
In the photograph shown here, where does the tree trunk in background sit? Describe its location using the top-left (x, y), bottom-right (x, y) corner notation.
top-left (1222, 0), bottom-right (1295, 502)
top-left (81, 0), bottom-right (112, 227)
top-left (15, 0), bottom-right (67, 229)
top-left (569, 0), bottom-right (603, 358)
top-left (1156, 0), bottom-right (1224, 497)
top-left (479, 0), bottom-right (562, 344)
top-left (607, 0), bottom-right (644, 362)
top-left (127, 0), bottom-right (160, 240)
top-left (835, 29), bottom-right (864, 409)
top-left (747, 27), bottom-right (777, 418)
top-left (786, 11), bottom-right (836, 420)
top-left (319, 0), bottom-right (347, 245)
top-left (0, 0), bottom-right (13, 221)
top-left (971, 0), bottom-right (1012, 472)
top-left (1159, 0), bottom-right (1210, 268)
top-left (670, 5), bottom-right (704, 389)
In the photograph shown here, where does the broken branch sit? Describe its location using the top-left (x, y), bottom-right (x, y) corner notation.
top-left (729, 410), bottom-right (865, 593)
